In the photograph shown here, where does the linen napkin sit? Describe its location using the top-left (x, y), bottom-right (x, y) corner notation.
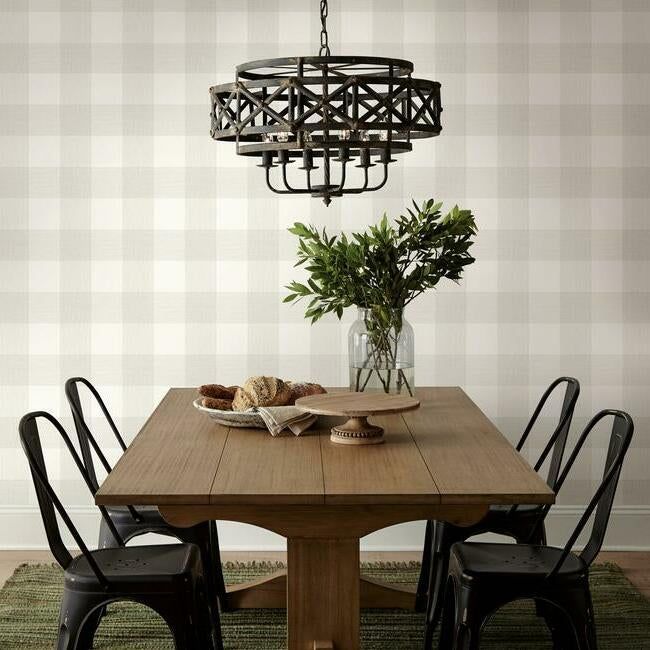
top-left (254, 405), bottom-right (318, 436)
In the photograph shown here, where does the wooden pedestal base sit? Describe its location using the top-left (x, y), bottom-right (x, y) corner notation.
top-left (160, 504), bottom-right (490, 650)
top-left (330, 416), bottom-right (384, 445)
top-left (226, 569), bottom-right (417, 611)
top-left (288, 538), bottom-right (360, 650)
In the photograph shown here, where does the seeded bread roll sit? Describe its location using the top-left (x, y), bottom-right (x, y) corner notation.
top-left (232, 376), bottom-right (292, 411)
top-left (199, 384), bottom-right (238, 400)
top-left (287, 382), bottom-right (327, 405)
top-left (202, 397), bottom-right (233, 411)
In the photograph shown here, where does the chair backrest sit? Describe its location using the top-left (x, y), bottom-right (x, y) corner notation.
top-left (516, 377), bottom-right (580, 490)
top-left (546, 409), bottom-right (634, 578)
top-left (18, 411), bottom-right (125, 587)
top-left (65, 377), bottom-right (126, 493)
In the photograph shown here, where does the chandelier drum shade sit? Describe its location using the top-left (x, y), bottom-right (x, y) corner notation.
top-left (209, 2), bottom-right (442, 205)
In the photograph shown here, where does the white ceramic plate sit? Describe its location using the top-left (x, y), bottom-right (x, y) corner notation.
top-left (193, 399), bottom-right (266, 429)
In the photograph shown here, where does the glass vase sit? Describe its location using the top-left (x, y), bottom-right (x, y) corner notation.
top-left (348, 307), bottom-right (415, 396)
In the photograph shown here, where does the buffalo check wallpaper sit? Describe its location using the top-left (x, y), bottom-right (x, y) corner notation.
top-left (0, 0), bottom-right (649, 548)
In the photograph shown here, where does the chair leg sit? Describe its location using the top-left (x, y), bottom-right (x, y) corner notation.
top-left (56, 591), bottom-right (106, 650)
top-left (196, 574), bottom-right (223, 650)
top-left (453, 625), bottom-right (479, 650)
top-left (168, 620), bottom-right (196, 650)
top-left (566, 589), bottom-right (597, 650)
top-left (210, 521), bottom-right (229, 612)
top-left (426, 551), bottom-right (450, 641)
top-left (545, 584), bottom-right (597, 650)
top-left (56, 613), bottom-right (84, 650)
top-left (536, 599), bottom-right (574, 649)
top-left (436, 577), bottom-right (456, 650)
top-left (198, 523), bottom-right (226, 621)
top-left (179, 523), bottom-right (221, 620)
top-left (514, 521), bottom-right (550, 623)
top-left (572, 617), bottom-right (598, 650)
top-left (424, 621), bottom-right (435, 650)
top-left (417, 520), bottom-right (434, 613)
top-left (454, 586), bottom-right (482, 650)
top-left (425, 523), bottom-right (456, 638)
top-left (148, 562), bottom-right (223, 650)
top-left (75, 606), bottom-right (104, 649)
top-left (436, 577), bottom-right (483, 650)
top-left (149, 596), bottom-right (200, 650)
top-left (196, 558), bottom-right (224, 650)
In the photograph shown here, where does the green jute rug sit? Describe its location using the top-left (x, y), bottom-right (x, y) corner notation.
top-left (0, 562), bottom-right (649, 649)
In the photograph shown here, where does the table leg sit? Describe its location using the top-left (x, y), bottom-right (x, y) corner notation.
top-left (287, 537), bottom-right (360, 650)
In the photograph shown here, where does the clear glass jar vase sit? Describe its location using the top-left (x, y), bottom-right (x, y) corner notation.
top-left (348, 306), bottom-right (414, 395)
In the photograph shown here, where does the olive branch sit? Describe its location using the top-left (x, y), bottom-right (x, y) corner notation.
top-left (283, 199), bottom-right (478, 393)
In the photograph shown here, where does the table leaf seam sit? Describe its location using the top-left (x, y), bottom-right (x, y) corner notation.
top-left (208, 425), bottom-right (232, 503)
top-left (400, 412), bottom-right (442, 504)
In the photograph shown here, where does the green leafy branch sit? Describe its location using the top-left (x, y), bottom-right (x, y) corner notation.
top-left (283, 199), bottom-right (478, 324)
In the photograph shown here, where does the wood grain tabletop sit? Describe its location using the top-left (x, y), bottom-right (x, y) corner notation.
top-left (95, 386), bottom-right (554, 508)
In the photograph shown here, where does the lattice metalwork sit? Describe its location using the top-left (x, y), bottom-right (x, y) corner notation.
top-left (209, 3), bottom-right (442, 205)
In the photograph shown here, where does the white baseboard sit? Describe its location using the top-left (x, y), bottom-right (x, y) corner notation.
top-left (0, 505), bottom-right (648, 552)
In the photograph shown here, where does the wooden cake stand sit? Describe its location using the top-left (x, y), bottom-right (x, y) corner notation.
top-left (295, 392), bottom-right (420, 445)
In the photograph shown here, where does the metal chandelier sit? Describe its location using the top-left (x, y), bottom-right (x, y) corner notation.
top-left (209, 0), bottom-right (442, 206)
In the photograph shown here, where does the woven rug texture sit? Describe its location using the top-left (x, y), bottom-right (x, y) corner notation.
top-left (0, 561), bottom-right (648, 649)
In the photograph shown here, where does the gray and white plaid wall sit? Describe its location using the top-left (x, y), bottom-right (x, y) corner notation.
top-left (0, 0), bottom-right (648, 546)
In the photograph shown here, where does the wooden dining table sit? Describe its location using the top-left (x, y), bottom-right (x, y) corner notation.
top-left (96, 386), bottom-right (554, 650)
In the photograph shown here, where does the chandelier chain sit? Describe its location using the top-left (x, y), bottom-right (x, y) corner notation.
top-left (319, 0), bottom-right (331, 56)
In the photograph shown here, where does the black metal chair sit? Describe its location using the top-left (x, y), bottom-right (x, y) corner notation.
top-left (420, 377), bottom-right (580, 643)
top-left (19, 410), bottom-right (223, 650)
top-left (436, 409), bottom-right (634, 650)
top-left (64, 377), bottom-right (229, 611)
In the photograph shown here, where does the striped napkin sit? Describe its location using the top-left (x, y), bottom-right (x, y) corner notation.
top-left (254, 405), bottom-right (318, 436)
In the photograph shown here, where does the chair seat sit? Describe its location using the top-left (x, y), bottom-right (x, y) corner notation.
top-left (435, 504), bottom-right (546, 545)
top-left (488, 503), bottom-right (543, 517)
top-left (107, 505), bottom-right (167, 526)
top-left (451, 542), bottom-right (586, 581)
top-left (66, 544), bottom-right (201, 590)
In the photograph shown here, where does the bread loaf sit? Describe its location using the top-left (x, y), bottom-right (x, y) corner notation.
top-left (202, 397), bottom-right (233, 411)
top-left (287, 382), bottom-right (327, 405)
top-left (232, 376), bottom-right (292, 411)
top-left (199, 384), bottom-right (238, 400)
